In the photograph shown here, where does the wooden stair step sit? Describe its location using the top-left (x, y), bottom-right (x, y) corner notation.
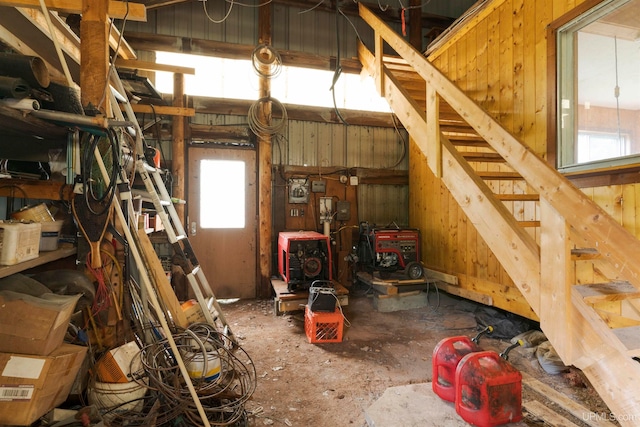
top-left (495, 194), bottom-right (540, 201)
top-left (571, 248), bottom-right (600, 260)
top-left (460, 152), bottom-right (505, 162)
top-left (477, 171), bottom-right (523, 180)
top-left (573, 281), bottom-right (640, 303)
top-left (518, 220), bottom-right (540, 227)
top-left (441, 124), bottom-right (478, 134)
top-left (612, 326), bottom-right (640, 356)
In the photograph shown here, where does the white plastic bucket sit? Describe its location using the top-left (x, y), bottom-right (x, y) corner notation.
top-left (185, 350), bottom-right (221, 382)
top-left (87, 378), bottom-right (147, 413)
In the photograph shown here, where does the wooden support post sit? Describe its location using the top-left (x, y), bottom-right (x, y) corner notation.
top-left (409, 0), bottom-right (422, 51)
top-left (80, 0), bottom-right (110, 115)
top-left (172, 73), bottom-right (186, 224)
top-left (426, 83), bottom-right (441, 177)
top-left (375, 32), bottom-right (384, 97)
top-left (257, 3), bottom-right (273, 298)
top-left (540, 198), bottom-right (573, 363)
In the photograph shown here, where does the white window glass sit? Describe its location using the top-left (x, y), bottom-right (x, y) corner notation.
top-left (200, 159), bottom-right (245, 228)
top-left (557, 0), bottom-right (640, 172)
top-left (155, 51), bottom-right (390, 113)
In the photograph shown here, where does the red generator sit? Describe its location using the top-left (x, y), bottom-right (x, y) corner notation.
top-left (278, 231), bottom-right (332, 292)
top-left (358, 222), bottom-right (423, 279)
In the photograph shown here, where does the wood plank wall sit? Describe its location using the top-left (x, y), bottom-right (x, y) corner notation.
top-left (411, 0), bottom-right (598, 319)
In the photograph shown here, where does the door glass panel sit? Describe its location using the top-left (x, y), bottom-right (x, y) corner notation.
top-left (200, 159), bottom-right (245, 228)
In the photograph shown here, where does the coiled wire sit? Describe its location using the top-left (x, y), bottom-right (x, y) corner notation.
top-left (113, 323), bottom-right (258, 427)
top-left (251, 44), bottom-right (282, 79)
top-left (247, 96), bottom-right (287, 137)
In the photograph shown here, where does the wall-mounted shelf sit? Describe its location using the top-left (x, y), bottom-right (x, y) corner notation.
top-left (0, 244), bottom-right (77, 279)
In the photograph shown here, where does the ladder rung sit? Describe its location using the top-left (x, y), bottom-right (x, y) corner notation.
top-left (495, 194), bottom-right (540, 201)
top-left (573, 281), bottom-right (640, 303)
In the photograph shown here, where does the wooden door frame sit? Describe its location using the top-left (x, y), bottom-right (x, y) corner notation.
top-left (186, 142), bottom-right (260, 298)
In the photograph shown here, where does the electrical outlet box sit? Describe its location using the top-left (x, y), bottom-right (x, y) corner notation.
top-left (289, 178), bottom-right (309, 204)
top-left (336, 201), bottom-right (350, 221)
top-left (311, 180), bottom-right (326, 193)
top-left (349, 176), bottom-right (359, 186)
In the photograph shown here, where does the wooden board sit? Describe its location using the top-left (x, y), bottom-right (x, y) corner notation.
top-left (521, 373), bottom-right (617, 427)
top-left (356, 271), bottom-right (435, 296)
top-left (137, 228), bottom-right (188, 328)
top-left (523, 400), bottom-right (580, 427)
top-left (272, 278), bottom-right (348, 315)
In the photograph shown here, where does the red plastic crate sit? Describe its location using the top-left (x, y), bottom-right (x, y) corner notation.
top-left (304, 305), bottom-right (343, 343)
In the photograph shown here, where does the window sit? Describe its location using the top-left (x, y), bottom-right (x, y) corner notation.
top-left (155, 51), bottom-right (391, 113)
top-left (557, 0), bottom-right (640, 172)
top-left (200, 159), bottom-right (245, 228)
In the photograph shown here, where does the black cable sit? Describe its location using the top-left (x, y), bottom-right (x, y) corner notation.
top-left (330, 3), bottom-right (348, 126)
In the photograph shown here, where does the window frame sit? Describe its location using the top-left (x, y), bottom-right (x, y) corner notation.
top-left (548, 0), bottom-right (640, 187)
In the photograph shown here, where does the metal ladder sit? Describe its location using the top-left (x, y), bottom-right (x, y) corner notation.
top-left (109, 71), bottom-right (236, 345)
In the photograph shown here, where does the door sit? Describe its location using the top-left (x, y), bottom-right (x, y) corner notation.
top-left (187, 146), bottom-right (257, 298)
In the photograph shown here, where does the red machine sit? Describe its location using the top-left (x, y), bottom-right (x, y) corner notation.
top-left (278, 231), bottom-right (332, 292)
top-left (358, 222), bottom-right (423, 279)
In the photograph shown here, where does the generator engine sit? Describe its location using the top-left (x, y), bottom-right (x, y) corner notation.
top-left (358, 222), bottom-right (423, 279)
top-left (278, 231), bottom-right (332, 292)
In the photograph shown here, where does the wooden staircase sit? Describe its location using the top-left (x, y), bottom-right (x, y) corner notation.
top-left (358, 4), bottom-right (640, 425)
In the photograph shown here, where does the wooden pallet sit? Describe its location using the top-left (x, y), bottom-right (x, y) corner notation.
top-left (271, 278), bottom-right (349, 315)
top-left (356, 271), bottom-right (436, 296)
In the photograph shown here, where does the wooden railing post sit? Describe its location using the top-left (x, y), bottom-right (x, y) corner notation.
top-left (539, 198), bottom-right (573, 363)
top-left (426, 83), bottom-right (441, 178)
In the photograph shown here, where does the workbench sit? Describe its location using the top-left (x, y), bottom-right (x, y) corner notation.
top-left (271, 278), bottom-right (349, 315)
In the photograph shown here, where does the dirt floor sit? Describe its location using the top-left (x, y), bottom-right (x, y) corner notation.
top-left (219, 282), bottom-right (619, 427)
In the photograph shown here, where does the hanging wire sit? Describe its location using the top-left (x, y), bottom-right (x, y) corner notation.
top-left (299, 0), bottom-right (326, 14)
top-left (331, 4), bottom-right (348, 125)
top-left (247, 96), bottom-right (288, 137)
top-left (203, 0), bottom-right (235, 24)
top-left (251, 44), bottom-right (282, 78)
top-left (614, 36), bottom-right (622, 146)
top-left (226, 0), bottom-right (273, 7)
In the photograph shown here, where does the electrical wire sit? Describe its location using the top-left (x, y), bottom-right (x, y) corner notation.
top-left (330, 4), bottom-right (348, 125)
top-left (203, 0), bottom-right (235, 24)
top-left (299, 0), bottom-right (325, 14)
top-left (248, 96), bottom-right (288, 137)
top-left (116, 324), bottom-right (258, 426)
top-left (251, 44), bottom-right (282, 78)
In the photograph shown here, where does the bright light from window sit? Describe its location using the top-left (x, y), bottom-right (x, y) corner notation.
top-left (200, 159), bottom-right (245, 228)
top-left (155, 51), bottom-right (390, 113)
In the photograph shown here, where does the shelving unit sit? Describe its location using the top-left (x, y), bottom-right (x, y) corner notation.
top-left (0, 244), bottom-right (77, 279)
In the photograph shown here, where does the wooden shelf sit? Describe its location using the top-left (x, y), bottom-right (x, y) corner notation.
top-left (0, 244), bottom-right (77, 279)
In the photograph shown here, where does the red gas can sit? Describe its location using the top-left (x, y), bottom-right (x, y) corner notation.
top-left (455, 351), bottom-right (522, 427)
top-left (432, 336), bottom-right (480, 402)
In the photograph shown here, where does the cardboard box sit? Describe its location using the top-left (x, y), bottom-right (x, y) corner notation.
top-left (0, 343), bottom-right (88, 426)
top-left (0, 291), bottom-right (80, 356)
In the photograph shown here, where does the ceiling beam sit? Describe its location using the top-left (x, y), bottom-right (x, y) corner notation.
top-left (0, 0), bottom-right (146, 21)
top-left (140, 0), bottom-right (455, 29)
top-left (124, 31), bottom-right (362, 74)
